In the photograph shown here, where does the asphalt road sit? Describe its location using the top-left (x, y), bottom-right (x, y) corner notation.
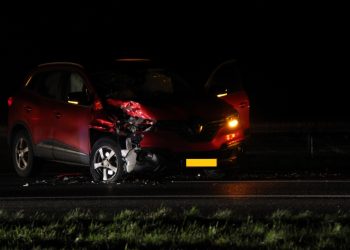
top-left (2, 177), bottom-right (350, 214)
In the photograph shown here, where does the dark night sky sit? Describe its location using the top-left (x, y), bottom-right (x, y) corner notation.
top-left (1, 1), bottom-right (349, 123)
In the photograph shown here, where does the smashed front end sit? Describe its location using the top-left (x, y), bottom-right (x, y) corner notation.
top-left (91, 99), bottom-right (159, 173)
top-left (88, 65), bottom-right (245, 174)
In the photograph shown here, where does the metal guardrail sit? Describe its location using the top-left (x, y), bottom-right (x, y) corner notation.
top-left (248, 122), bottom-right (350, 158)
top-left (1, 122), bottom-right (350, 137)
top-left (1, 123), bottom-right (350, 159)
top-left (1, 122), bottom-right (350, 136)
top-left (250, 122), bottom-right (350, 134)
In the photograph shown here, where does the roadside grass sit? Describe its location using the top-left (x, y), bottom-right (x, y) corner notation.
top-left (1, 208), bottom-right (350, 249)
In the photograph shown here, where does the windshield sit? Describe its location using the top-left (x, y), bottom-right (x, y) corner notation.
top-left (90, 68), bottom-right (193, 101)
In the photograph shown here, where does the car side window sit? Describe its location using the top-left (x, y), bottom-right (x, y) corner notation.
top-left (25, 73), bottom-right (43, 91)
top-left (40, 72), bottom-right (63, 99)
top-left (27, 71), bottom-right (65, 100)
top-left (64, 71), bottom-right (92, 106)
top-left (207, 62), bottom-right (243, 94)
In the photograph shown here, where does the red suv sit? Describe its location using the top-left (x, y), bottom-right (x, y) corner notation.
top-left (8, 59), bottom-right (249, 182)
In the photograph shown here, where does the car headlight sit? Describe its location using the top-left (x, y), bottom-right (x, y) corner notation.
top-left (227, 116), bottom-right (239, 128)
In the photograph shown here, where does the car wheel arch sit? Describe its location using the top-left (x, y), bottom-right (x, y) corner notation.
top-left (89, 129), bottom-right (126, 153)
top-left (9, 122), bottom-right (33, 148)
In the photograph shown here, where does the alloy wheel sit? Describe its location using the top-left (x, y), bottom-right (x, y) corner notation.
top-left (93, 146), bottom-right (119, 181)
top-left (15, 137), bottom-right (29, 170)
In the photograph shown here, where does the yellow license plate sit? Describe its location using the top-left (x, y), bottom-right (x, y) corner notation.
top-left (186, 159), bottom-right (217, 168)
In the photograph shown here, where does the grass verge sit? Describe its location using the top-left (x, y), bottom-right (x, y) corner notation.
top-left (1, 207), bottom-right (350, 249)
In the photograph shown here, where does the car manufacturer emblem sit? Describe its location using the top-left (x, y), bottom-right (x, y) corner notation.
top-left (196, 124), bottom-right (203, 134)
top-left (187, 123), bottom-right (204, 135)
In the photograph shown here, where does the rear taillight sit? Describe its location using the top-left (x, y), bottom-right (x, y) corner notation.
top-left (7, 96), bottom-right (13, 107)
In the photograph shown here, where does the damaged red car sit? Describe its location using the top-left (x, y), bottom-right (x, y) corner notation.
top-left (7, 59), bottom-right (249, 182)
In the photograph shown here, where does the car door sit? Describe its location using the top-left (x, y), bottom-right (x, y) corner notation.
top-left (22, 70), bottom-right (66, 159)
top-left (52, 69), bottom-right (93, 165)
top-left (205, 60), bottom-right (250, 133)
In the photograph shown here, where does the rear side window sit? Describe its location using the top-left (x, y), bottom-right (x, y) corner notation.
top-left (39, 72), bottom-right (62, 99)
top-left (25, 73), bottom-right (43, 91)
top-left (25, 71), bottom-right (66, 100)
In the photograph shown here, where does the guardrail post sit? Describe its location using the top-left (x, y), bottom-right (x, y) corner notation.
top-left (308, 133), bottom-right (314, 158)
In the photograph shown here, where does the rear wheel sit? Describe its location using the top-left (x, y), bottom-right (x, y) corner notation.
top-left (90, 137), bottom-right (125, 183)
top-left (11, 130), bottom-right (36, 177)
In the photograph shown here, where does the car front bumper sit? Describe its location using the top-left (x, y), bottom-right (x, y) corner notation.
top-left (139, 141), bottom-right (243, 172)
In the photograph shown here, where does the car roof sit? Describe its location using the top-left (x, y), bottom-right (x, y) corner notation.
top-left (115, 58), bottom-right (151, 62)
top-left (36, 58), bottom-right (161, 72)
top-left (37, 62), bottom-right (84, 68)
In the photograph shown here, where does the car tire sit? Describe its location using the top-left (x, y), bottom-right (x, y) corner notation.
top-left (90, 137), bottom-right (125, 183)
top-left (11, 130), bottom-right (36, 177)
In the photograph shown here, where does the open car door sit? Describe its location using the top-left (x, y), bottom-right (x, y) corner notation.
top-left (205, 60), bottom-right (250, 134)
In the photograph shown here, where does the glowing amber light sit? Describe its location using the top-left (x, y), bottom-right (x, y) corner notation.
top-left (217, 93), bottom-right (228, 98)
top-left (226, 133), bottom-right (236, 141)
top-left (68, 100), bottom-right (79, 105)
top-left (228, 119), bottom-right (239, 128)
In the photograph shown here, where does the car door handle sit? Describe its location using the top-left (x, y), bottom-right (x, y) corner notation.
top-left (24, 105), bottom-right (32, 112)
top-left (54, 112), bottom-right (62, 119)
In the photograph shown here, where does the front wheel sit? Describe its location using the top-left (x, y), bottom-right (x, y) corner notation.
top-left (90, 137), bottom-right (125, 183)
